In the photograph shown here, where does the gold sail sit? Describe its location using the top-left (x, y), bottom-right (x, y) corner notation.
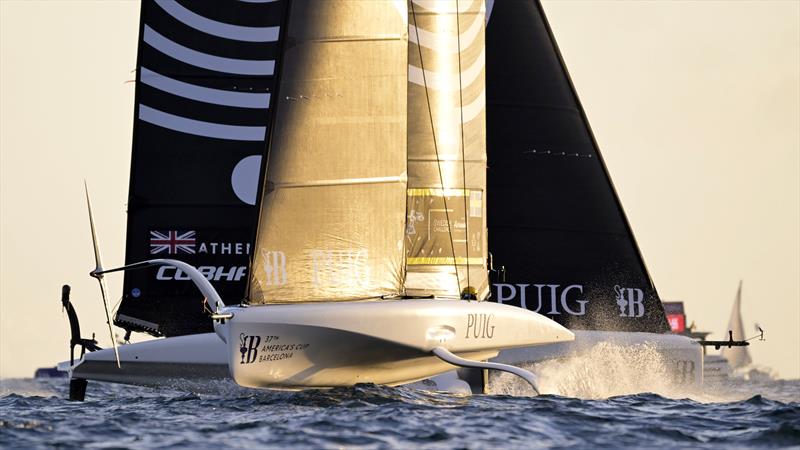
top-left (249, 1), bottom-right (409, 303)
top-left (405, 0), bottom-right (488, 299)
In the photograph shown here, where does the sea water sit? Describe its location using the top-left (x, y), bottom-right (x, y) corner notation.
top-left (1, 375), bottom-right (797, 449)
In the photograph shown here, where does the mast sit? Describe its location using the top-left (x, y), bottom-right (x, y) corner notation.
top-left (117, 0), bottom-right (287, 336)
top-left (484, 0), bottom-right (669, 332)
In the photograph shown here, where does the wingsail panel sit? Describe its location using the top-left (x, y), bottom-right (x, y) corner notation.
top-left (485, 1), bottom-right (669, 332)
top-left (117, 1), bottom-right (287, 336)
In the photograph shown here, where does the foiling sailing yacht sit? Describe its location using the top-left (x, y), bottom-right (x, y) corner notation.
top-left (62, 0), bottom-right (573, 398)
top-left (61, 0), bottom-right (703, 398)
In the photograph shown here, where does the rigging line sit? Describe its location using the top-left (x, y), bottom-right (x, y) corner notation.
top-left (410, 1), bottom-right (461, 296)
top-left (455, 0), bottom-right (471, 295)
top-left (745, 333), bottom-right (765, 342)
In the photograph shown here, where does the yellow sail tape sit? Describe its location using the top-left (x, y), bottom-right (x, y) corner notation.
top-left (407, 188), bottom-right (471, 197)
top-left (407, 257), bottom-right (484, 265)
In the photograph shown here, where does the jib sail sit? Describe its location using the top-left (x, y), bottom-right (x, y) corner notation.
top-left (405, 0), bottom-right (489, 299)
top-left (485, 0), bottom-right (669, 332)
top-left (116, 0), bottom-right (287, 336)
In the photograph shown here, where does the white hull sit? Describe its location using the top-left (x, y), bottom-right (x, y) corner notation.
top-left (65, 328), bottom-right (701, 393)
top-left (64, 333), bottom-right (230, 390)
top-left (216, 299), bottom-right (573, 389)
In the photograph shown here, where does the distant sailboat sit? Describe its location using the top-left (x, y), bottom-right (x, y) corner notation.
top-left (721, 281), bottom-right (752, 370)
top-left (666, 282), bottom-right (769, 381)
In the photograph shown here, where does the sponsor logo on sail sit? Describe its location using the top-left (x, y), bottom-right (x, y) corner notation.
top-left (147, 231), bottom-right (252, 283)
top-left (196, 242), bottom-right (251, 255)
top-left (149, 230), bottom-right (196, 254)
top-left (494, 283), bottom-right (588, 316)
top-left (406, 210), bottom-right (424, 235)
top-left (614, 285), bottom-right (645, 318)
top-left (156, 265), bottom-right (247, 281)
top-left (310, 249), bottom-right (369, 287)
top-left (262, 250), bottom-right (287, 286)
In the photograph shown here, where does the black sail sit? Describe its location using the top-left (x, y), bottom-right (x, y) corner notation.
top-left (116, 0), bottom-right (287, 336)
top-left (485, 0), bottom-right (669, 332)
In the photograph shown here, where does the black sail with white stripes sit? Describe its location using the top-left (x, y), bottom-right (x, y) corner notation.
top-left (485, 0), bottom-right (669, 332)
top-left (116, 0), bottom-right (287, 336)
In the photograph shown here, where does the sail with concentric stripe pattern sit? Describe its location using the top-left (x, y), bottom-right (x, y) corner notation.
top-left (117, 0), bottom-right (287, 336)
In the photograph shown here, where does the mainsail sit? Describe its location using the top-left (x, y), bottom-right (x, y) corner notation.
top-left (484, 1), bottom-right (669, 332)
top-left (248, 0), bottom-right (409, 303)
top-left (116, 0), bottom-right (287, 336)
top-left (721, 281), bottom-right (752, 369)
top-left (248, 0), bottom-right (489, 303)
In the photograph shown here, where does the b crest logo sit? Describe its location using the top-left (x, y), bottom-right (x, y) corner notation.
top-left (239, 333), bottom-right (261, 364)
top-left (614, 285), bottom-right (645, 318)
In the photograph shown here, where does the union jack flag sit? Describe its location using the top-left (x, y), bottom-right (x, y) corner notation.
top-left (149, 230), bottom-right (196, 255)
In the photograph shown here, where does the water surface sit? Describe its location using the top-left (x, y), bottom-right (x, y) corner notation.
top-left (1, 377), bottom-right (797, 449)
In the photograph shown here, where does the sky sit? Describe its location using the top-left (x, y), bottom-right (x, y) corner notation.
top-left (1, 0), bottom-right (798, 380)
